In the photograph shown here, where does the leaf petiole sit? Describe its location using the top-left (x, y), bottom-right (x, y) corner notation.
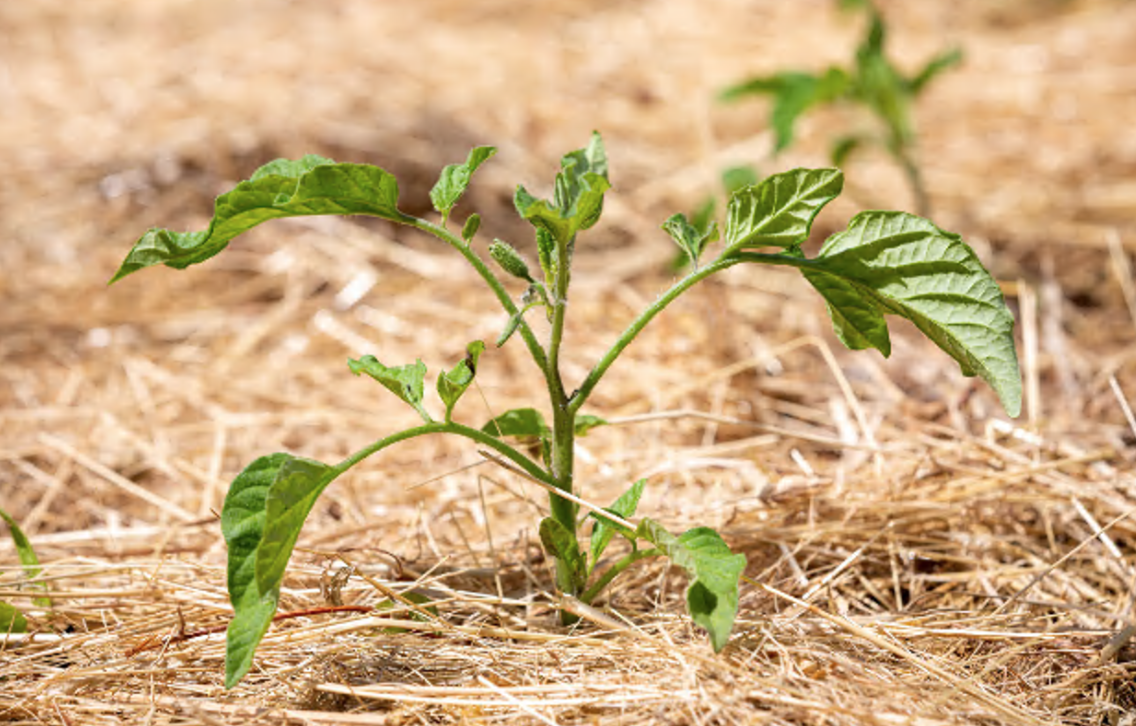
top-left (580, 547), bottom-right (662, 604)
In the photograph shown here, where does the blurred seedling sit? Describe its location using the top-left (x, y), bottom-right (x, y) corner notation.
top-left (720, 0), bottom-right (962, 215)
top-left (1, 507), bottom-right (51, 635)
top-left (112, 132), bottom-right (1020, 688)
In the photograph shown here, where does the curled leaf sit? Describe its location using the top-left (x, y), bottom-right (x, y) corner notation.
top-left (437, 341), bottom-right (486, 421)
top-left (348, 356), bottom-right (432, 423)
top-left (112, 156), bottom-right (410, 282)
top-left (540, 517), bottom-right (586, 592)
top-left (430, 146), bottom-right (497, 223)
top-left (802, 211), bottom-right (1021, 416)
top-left (588, 478), bottom-right (645, 571)
top-left (514, 132), bottom-right (611, 245)
top-left (636, 519), bottom-right (746, 652)
top-left (221, 454), bottom-right (287, 688)
top-left (662, 213), bottom-right (719, 269)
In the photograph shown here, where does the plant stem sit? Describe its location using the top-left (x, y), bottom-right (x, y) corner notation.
top-left (410, 218), bottom-right (551, 376)
top-left (896, 145), bottom-right (930, 217)
top-left (335, 421), bottom-right (555, 490)
top-left (570, 255), bottom-right (747, 414)
top-left (546, 235), bottom-right (579, 603)
top-left (580, 548), bottom-right (662, 604)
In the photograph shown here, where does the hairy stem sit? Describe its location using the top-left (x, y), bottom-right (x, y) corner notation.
top-left (335, 421), bottom-right (554, 490)
top-left (546, 235), bottom-right (580, 602)
top-left (570, 255), bottom-right (747, 414)
top-left (410, 218), bottom-right (551, 375)
top-left (570, 250), bottom-right (816, 414)
top-left (896, 145), bottom-right (930, 218)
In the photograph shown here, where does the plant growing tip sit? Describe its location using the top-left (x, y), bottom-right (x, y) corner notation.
top-left (113, 131), bottom-right (1020, 687)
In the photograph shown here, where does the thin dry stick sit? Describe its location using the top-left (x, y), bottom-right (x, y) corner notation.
top-left (605, 408), bottom-right (883, 451)
top-left (476, 674), bottom-right (561, 726)
top-left (404, 458), bottom-right (489, 491)
top-left (993, 507), bottom-right (1134, 616)
top-left (1107, 229), bottom-right (1136, 328)
top-left (1099, 374), bottom-right (1136, 663)
top-left (123, 605), bottom-right (371, 657)
top-left (298, 614), bottom-right (610, 646)
top-left (335, 552), bottom-right (452, 630)
top-left (37, 433), bottom-right (196, 523)
top-left (476, 450), bottom-right (637, 532)
top-left (754, 580), bottom-right (1052, 726)
top-left (1109, 375), bottom-right (1136, 440)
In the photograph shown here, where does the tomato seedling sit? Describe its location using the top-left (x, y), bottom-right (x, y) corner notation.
top-left (113, 133), bottom-right (1019, 688)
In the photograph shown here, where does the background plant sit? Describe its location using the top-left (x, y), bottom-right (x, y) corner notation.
top-left (112, 133), bottom-right (1020, 688)
top-left (0, 507), bottom-right (50, 634)
top-left (720, 0), bottom-right (962, 216)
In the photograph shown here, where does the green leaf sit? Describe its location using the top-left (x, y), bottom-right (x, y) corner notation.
top-left (514, 132), bottom-right (611, 244)
top-left (481, 407), bottom-right (549, 440)
top-left (221, 453), bottom-right (287, 688)
top-left (573, 414), bottom-right (607, 437)
top-left (721, 165), bottom-right (760, 194)
top-left (0, 507), bottom-right (50, 608)
top-left (588, 478), bottom-right (645, 572)
top-left (909, 47), bottom-right (963, 95)
top-left (461, 213), bottom-right (482, 242)
top-left (720, 70), bottom-right (848, 152)
top-left (111, 156), bottom-right (413, 282)
top-left (636, 519), bottom-right (746, 652)
top-left (539, 517), bottom-right (585, 588)
top-left (348, 356), bottom-right (432, 423)
top-left (801, 211), bottom-right (1022, 416)
top-left (514, 185), bottom-right (572, 244)
top-left (662, 213), bottom-right (719, 269)
top-left (830, 134), bottom-right (867, 168)
top-left (535, 227), bottom-right (556, 287)
top-left (496, 308), bottom-right (524, 347)
top-left (860, 9), bottom-right (886, 60)
top-left (852, 14), bottom-right (911, 144)
top-left (437, 340), bottom-right (485, 422)
top-left (556, 133), bottom-right (611, 233)
top-left (724, 168), bottom-right (843, 253)
top-left (221, 453), bottom-right (338, 688)
top-left (430, 146), bottom-right (497, 223)
top-left (256, 457), bottom-right (337, 596)
top-left (0, 601), bottom-right (27, 633)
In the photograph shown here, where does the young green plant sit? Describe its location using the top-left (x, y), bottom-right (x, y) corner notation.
top-left (720, 0), bottom-right (961, 216)
top-left (0, 507), bottom-right (51, 634)
top-left (112, 133), bottom-right (1020, 688)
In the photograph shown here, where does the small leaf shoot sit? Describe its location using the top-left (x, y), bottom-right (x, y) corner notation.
top-left (588, 478), bottom-right (645, 572)
top-left (437, 341), bottom-right (486, 422)
top-left (348, 356), bottom-right (432, 423)
top-left (430, 146), bottom-right (497, 224)
top-left (0, 507), bottom-right (50, 608)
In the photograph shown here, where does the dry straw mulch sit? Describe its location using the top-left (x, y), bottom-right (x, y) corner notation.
top-left (2, 1), bottom-right (1136, 723)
